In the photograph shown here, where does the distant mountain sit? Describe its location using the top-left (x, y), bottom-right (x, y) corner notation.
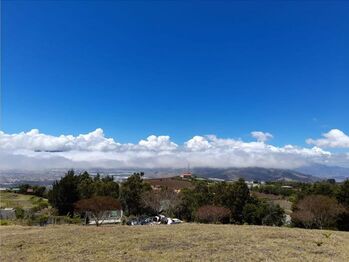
top-left (295, 164), bottom-right (349, 181)
top-left (3, 165), bottom-right (344, 187)
top-left (191, 167), bottom-right (318, 182)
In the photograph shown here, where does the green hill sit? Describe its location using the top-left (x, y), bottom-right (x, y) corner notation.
top-left (0, 191), bottom-right (48, 209)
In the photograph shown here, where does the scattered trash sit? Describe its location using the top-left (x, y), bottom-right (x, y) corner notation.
top-left (126, 215), bottom-right (182, 226)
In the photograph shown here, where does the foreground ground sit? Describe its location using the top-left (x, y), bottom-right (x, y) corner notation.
top-left (1, 224), bottom-right (349, 262)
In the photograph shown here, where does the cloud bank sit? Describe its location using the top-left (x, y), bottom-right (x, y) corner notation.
top-left (0, 129), bottom-right (348, 170)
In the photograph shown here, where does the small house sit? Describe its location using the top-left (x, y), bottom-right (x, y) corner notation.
top-left (88, 209), bottom-right (123, 225)
top-left (180, 172), bottom-right (192, 179)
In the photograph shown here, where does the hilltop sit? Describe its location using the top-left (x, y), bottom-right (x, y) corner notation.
top-left (1, 224), bottom-right (349, 262)
top-left (192, 167), bottom-right (318, 182)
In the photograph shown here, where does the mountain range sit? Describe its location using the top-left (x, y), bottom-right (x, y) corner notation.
top-left (191, 167), bottom-right (318, 182)
top-left (1, 164), bottom-right (348, 187)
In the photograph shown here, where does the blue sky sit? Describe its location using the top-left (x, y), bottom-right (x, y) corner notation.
top-left (2, 1), bottom-right (349, 147)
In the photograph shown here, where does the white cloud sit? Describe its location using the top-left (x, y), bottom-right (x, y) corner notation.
top-left (306, 129), bottom-right (349, 148)
top-left (185, 136), bottom-right (212, 151)
top-left (0, 128), bottom-right (120, 152)
top-left (251, 131), bottom-right (273, 142)
top-left (138, 135), bottom-right (178, 151)
top-left (0, 128), bottom-right (347, 170)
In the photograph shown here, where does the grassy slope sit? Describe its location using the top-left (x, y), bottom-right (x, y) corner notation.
top-left (0, 192), bottom-right (48, 209)
top-left (1, 224), bottom-right (348, 262)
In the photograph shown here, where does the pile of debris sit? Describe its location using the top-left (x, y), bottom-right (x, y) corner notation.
top-left (127, 215), bottom-right (182, 226)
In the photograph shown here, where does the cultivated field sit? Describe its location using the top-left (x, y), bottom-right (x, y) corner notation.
top-left (0, 192), bottom-right (48, 209)
top-left (1, 224), bottom-right (349, 262)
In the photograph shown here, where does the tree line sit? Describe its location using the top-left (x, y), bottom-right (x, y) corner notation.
top-left (47, 170), bottom-right (285, 227)
top-left (46, 170), bottom-right (349, 230)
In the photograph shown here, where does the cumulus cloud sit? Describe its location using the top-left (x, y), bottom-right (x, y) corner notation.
top-left (251, 131), bottom-right (273, 142)
top-left (306, 129), bottom-right (349, 148)
top-left (185, 136), bottom-right (212, 151)
top-left (0, 128), bottom-right (119, 152)
top-left (0, 128), bottom-right (347, 170)
top-left (138, 135), bottom-right (178, 151)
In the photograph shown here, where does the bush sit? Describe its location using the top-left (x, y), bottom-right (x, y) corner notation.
top-left (195, 205), bottom-right (231, 224)
top-left (15, 207), bottom-right (25, 219)
top-left (243, 201), bottom-right (285, 226)
top-left (36, 215), bottom-right (49, 226)
top-left (63, 214), bottom-right (81, 224)
top-left (0, 220), bottom-right (11, 226)
top-left (291, 195), bottom-right (344, 229)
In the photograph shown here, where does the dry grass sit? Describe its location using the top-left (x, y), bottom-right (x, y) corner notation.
top-left (1, 224), bottom-right (349, 261)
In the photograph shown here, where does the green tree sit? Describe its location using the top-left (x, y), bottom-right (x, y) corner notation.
top-left (94, 176), bottom-right (119, 199)
top-left (32, 186), bottom-right (46, 197)
top-left (48, 170), bottom-right (80, 216)
top-left (176, 181), bottom-right (213, 221)
top-left (226, 178), bottom-right (250, 223)
top-left (77, 172), bottom-right (95, 199)
top-left (311, 181), bottom-right (337, 197)
top-left (18, 184), bottom-right (31, 194)
top-left (176, 188), bottom-right (200, 221)
top-left (337, 180), bottom-right (349, 207)
top-left (336, 180), bottom-right (349, 231)
top-left (243, 198), bottom-right (285, 226)
top-left (120, 172), bottom-right (150, 215)
top-left (261, 203), bottom-right (285, 226)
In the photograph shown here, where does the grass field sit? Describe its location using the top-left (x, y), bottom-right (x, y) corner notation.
top-left (0, 192), bottom-right (48, 209)
top-left (1, 224), bottom-right (348, 261)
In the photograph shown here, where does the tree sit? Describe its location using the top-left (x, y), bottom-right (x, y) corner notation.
top-left (19, 184), bottom-right (31, 194)
top-left (120, 172), bottom-right (151, 215)
top-left (77, 172), bottom-right (119, 199)
top-left (337, 180), bottom-right (349, 207)
top-left (176, 179), bottom-right (250, 223)
top-left (94, 176), bottom-right (119, 199)
top-left (142, 188), bottom-right (179, 216)
top-left (77, 172), bottom-right (95, 199)
top-left (310, 182), bottom-right (336, 197)
top-left (243, 199), bottom-right (285, 226)
top-left (176, 188), bottom-right (200, 221)
top-left (48, 170), bottom-right (80, 216)
top-left (336, 180), bottom-right (349, 231)
top-left (75, 196), bottom-right (121, 226)
top-left (219, 178), bottom-right (250, 223)
top-left (176, 182), bottom-right (213, 221)
top-left (261, 203), bottom-right (285, 226)
top-left (32, 186), bottom-right (46, 197)
top-left (291, 209), bottom-right (315, 229)
top-left (195, 205), bottom-right (231, 224)
top-left (291, 195), bottom-right (344, 229)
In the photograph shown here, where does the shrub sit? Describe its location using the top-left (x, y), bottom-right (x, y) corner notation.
top-left (15, 207), bottom-right (25, 219)
top-left (36, 215), bottom-right (49, 226)
top-left (0, 220), bottom-right (10, 226)
top-left (291, 195), bottom-right (344, 229)
top-left (195, 205), bottom-right (231, 224)
top-left (243, 201), bottom-right (285, 226)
